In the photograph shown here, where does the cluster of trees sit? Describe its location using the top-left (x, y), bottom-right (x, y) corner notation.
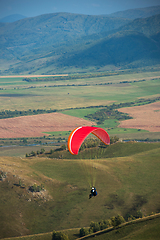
top-left (26, 144), bottom-right (67, 158)
top-left (86, 106), bottom-right (132, 125)
top-left (80, 138), bottom-right (100, 151)
top-left (50, 144), bottom-right (66, 153)
top-left (110, 136), bottom-right (119, 144)
top-left (85, 97), bottom-right (160, 124)
top-left (26, 148), bottom-right (45, 157)
top-left (79, 136), bottom-right (119, 151)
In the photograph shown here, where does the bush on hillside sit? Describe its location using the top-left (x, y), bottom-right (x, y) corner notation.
top-left (111, 215), bottom-right (125, 227)
top-left (110, 136), bottom-right (119, 144)
top-left (79, 228), bottom-right (89, 237)
top-left (99, 219), bottom-right (112, 230)
top-left (52, 230), bottom-right (69, 240)
top-left (89, 221), bottom-right (100, 233)
top-left (28, 183), bottom-right (44, 192)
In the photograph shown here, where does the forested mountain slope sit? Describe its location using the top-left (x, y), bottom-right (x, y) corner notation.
top-left (1, 6), bottom-right (160, 74)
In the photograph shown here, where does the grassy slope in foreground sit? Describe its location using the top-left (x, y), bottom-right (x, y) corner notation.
top-left (0, 142), bottom-right (160, 239)
top-left (83, 214), bottom-right (160, 240)
top-left (1, 214), bottom-right (160, 240)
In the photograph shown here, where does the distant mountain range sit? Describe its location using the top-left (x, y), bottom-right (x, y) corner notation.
top-left (0, 14), bottom-right (27, 23)
top-left (108, 5), bottom-right (160, 19)
top-left (0, 6), bottom-right (160, 75)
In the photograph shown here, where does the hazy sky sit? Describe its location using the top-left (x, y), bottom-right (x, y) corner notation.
top-left (0, 0), bottom-right (160, 18)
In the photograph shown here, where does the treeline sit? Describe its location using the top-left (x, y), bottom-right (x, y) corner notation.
top-left (51, 215), bottom-right (125, 240)
top-left (79, 215), bottom-right (125, 237)
top-left (22, 72), bottom-right (119, 82)
top-left (26, 148), bottom-right (46, 157)
top-left (0, 96), bottom-right (159, 120)
top-left (22, 77), bottom-right (146, 87)
top-left (0, 108), bottom-right (57, 119)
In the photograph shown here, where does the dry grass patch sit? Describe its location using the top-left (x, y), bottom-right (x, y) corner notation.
top-left (118, 102), bottom-right (160, 132)
top-left (0, 112), bottom-right (95, 138)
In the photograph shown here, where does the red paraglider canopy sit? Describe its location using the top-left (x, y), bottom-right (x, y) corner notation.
top-left (68, 126), bottom-right (110, 155)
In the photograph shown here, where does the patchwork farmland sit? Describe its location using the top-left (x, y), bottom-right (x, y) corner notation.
top-left (0, 70), bottom-right (159, 240)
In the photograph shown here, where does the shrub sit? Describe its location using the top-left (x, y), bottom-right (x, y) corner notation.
top-left (135, 210), bottom-right (144, 218)
top-left (89, 221), bottom-right (100, 233)
top-left (99, 219), bottom-right (112, 230)
top-left (29, 183), bottom-right (44, 192)
top-left (79, 228), bottom-right (89, 237)
top-left (111, 215), bottom-right (125, 227)
top-left (52, 230), bottom-right (69, 240)
top-left (110, 136), bottom-right (119, 144)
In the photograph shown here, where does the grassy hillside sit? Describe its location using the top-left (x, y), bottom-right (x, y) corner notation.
top-left (0, 142), bottom-right (160, 238)
top-left (46, 141), bottom-right (160, 159)
top-left (1, 215), bottom-right (160, 240)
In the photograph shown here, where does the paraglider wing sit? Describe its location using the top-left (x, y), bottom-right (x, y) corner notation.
top-left (68, 126), bottom-right (110, 155)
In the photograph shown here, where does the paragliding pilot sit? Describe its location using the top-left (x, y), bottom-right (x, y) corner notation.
top-left (89, 187), bottom-right (97, 199)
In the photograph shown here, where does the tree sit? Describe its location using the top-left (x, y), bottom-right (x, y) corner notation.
top-left (41, 148), bottom-right (45, 154)
top-left (99, 219), bottom-right (112, 230)
top-left (61, 144), bottom-right (66, 150)
top-left (135, 210), bottom-right (143, 218)
top-left (23, 138), bottom-right (27, 144)
top-left (19, 179), bottom-right (22, 187)
top-left (79, 228), bottom-right (89, 237)
top-left (89, 221), bottom-right (100, 233)
top-left (110, 136), bottom-right (119, 144)
top-left (31, 151), bottom-right (36, 156)
top-left (52, 231), bottom-right (69, 240)
top-left (111, 215), bottom-right (125, 227)
top-left (50, 149), bottom-right (54, 154)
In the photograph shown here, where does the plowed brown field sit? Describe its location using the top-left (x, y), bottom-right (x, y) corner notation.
top-left (0, 113), bottom-right (95, 138)
top-left (118, 102), bottom-right (160, 132)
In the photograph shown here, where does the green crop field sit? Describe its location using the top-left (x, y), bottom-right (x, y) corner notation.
top-left (0, 71), bottom-right (159, 112)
